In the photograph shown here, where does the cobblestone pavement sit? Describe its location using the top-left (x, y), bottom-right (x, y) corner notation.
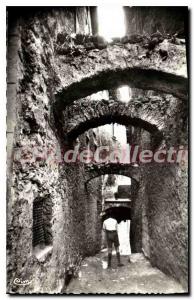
top-left (66, 252), bottom-right (186, 294)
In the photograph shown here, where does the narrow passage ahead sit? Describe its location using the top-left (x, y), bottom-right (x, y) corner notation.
top-left (66, 252), bottom-right (185, 294)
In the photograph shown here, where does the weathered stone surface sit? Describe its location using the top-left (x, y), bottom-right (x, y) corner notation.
top-left (85, 163), bottom-right (140, 183)
top-left (127, 96), bottom-right (188, 289)
top-left (62, 88), bottom-right (188, 149)
top-left (127, 90), bottom-right (188, 146)
top-left (6, 6), bottom-right (188, 294)
top-left (7, 8), bottom-right (103, 294)
top-left (143, 162), bottom-right (188, 289)
top-left (54, 36), bottom-right (187, 110)
top-left (62, 98), bottom-right (163, 146)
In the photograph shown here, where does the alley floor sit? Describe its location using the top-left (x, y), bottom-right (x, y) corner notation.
top-left (66, 252), bottom-right (186, 294)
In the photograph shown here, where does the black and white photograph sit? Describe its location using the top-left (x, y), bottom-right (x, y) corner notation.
top-left (5, 3), bottom-right (189, 295)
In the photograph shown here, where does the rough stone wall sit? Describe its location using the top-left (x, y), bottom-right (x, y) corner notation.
top-left (85, 177), bottom-right (103, 255)
top-left (7, 8), bottom-right (102, 294)
top-left (124, 85), bottom-right (188, 289)
top-left (129, 89), bottom-right (188, 147)
top-left (54, 35), bottom-right (187, 108)
top-left (143, 163), bottom-right (188, 289)
top-left (130, 179), bottom-right (142, 253)
top-left (61, 90), bottom-right (187, 149)
top-left (62, 98), bottom-right (162, 144)
top-left (6, 6), bottom-right (188, 294)
top-left (85, 163), bottom-right (140, 183)
top-left (123, 10), bottom-right (188, 287)
top-left (128, 92), bottom-right (188, 288)
top-left (63, 162), bottom-right (102, 258)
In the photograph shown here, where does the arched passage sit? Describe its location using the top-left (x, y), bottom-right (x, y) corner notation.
top-left (62, 99), bottom-right (163, 145)
top-left (7, 6), bottom-right (188, 294)
top-left (84, 163), bottom-right (140, 183)
top-left (54, 37), bottom-right (187, 112)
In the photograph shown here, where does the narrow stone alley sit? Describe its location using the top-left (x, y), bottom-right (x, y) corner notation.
top-left (6, 6), bottom-right (188, 295)
top-left (66, 252), bottom-right (185, 294)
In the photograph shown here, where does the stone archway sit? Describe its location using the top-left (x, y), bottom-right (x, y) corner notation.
top-left (54, 36), bottom-right (187, 112)
top-left (84, 163), bottom-right (140, 183)
top-left (6, 6), bottom-right (188, 294)
top-left (62, 99), bottom-right (163, 145)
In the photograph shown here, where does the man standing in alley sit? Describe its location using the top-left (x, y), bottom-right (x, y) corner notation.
top-left (103, 212), bottom-right (124, 269)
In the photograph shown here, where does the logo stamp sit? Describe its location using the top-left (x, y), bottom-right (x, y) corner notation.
top-left (13, 278), bottom-right (32, 286)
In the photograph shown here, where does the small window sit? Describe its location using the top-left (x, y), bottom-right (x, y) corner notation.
top-left (33, 199), bottom-right (44, 248)
top-left (33, 198), bottom-right (52, 252)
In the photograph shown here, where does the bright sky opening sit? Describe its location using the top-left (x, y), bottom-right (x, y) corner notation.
top-left (118, 86), bottom-right (132, 103)
top-left (97, 6), bottom-right (131, 144)
top-left (97, 6), bottom-right (126, 42)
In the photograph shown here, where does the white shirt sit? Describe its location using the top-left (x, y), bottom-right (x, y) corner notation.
top-left (103, 217), bottom-right (118, 231)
